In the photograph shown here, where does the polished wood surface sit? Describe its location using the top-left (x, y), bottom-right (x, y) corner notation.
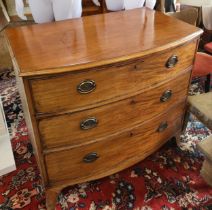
top-left (31, 41), bottom-right (196, 115)
top-left (5, 8), bottom-right (202, 76)
top-left (39, 70), bottom-right (190, 150)
top-left (5, 8), bottom-right (202, 210)
top-left (45, 102), bottom-right (184, 185)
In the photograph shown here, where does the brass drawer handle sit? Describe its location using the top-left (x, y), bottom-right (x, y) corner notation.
top-left (160, 90), bottom-right (172, 102)
top-left (77, 80), bottom-right (96, 94)
top-left (157, 122), bottom-right (168, 132)
top-left (80, 117), bottom-right (98, 130)
top-left (83, 152), bottom-right (99, 163)
top-left (166, 55), bottom-right (178, 68)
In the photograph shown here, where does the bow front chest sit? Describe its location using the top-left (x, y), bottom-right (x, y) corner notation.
top-left (5, 8), bottom-right (202, 209)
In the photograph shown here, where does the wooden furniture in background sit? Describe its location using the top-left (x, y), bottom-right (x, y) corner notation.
top-left (5, 8), bottom-right (202, 209)
top-left (180, 2), bottom-right (212, 47)
top-left (166, 7), bottom-right (198, 26)
top-left (180, 4), bottom-right (202, 26)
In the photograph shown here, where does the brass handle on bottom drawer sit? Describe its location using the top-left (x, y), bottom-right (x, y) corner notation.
top-left (80, 117), bottom-right (98, 130)
top-left (77, 80), bottom-right (96, 94)
top-left (157, 122), bottom-right (168, 132)
top-left (83, 152), bottom-right (99, 163)
top-left (166, 55), bottom-right (178, 68)
top-left (160, 90), bottom-right (172, 102)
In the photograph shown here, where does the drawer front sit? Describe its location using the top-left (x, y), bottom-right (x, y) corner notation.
top-left (39, 71), bottom-right (191, 149)
top-left (31, 41), bottom-right (196, 114)
top-left (45, 103), bottom-right (185, 184)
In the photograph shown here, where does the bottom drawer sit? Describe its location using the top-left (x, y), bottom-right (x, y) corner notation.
top-left (45, 103), bottom-right (185, 185)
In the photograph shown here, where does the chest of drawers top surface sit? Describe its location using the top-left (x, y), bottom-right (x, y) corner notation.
top-left (5, 8), bottom-right (202, 77)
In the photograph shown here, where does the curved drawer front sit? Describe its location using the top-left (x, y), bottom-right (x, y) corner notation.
top-left (39, 71), bottom-right (190, 149)
top-left (45, 103), bottom-right (184, 184)
top-left (31, 41), bottom-right (196, 114)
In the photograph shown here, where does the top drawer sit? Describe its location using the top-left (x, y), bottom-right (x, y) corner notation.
top-left (30, 41), bottom-right (196, 115)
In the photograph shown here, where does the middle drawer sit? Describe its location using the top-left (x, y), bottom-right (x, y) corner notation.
top-left (39, 71), bottom-right (190, 149)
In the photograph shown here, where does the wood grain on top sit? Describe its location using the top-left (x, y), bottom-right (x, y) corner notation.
top-left (5, 8), bottom-right (202, 76)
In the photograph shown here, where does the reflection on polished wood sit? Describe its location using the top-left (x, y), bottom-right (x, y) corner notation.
top-left (6, 8), bottom-right (201, 76)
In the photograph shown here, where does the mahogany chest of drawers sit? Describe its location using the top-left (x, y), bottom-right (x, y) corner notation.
top-left (5, 8), bottom-right (202, 209)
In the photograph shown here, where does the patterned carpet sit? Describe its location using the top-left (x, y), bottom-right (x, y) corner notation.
top-left (0, 69), bottom-right (212, 210)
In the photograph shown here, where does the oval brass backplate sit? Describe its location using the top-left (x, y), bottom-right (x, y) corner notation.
top-left (160, 90), bottom-right (172, 102)
top-left (157, 121), bottom-right (168, 132)
top-left (83, 152), bottom-right (99, 163)
top-left (166, 55), bottom-right (178, 68)
top-left (77, 79), bottom-right (96, 94)
top-left (80, 117), bottom-right (98, 130)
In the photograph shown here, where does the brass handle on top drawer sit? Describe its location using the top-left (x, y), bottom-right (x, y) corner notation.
top-left (166, 55), bottom-right (178, 68)
top-left (160, 90), bottom-right (172, 102)
top-left (83, 152), bottom-right (99, 163)
top-left (77, 80), bottom-right (96, 94)
top-left (157, 122), bottom-right (168, 132)
top-left (80, 117), bottom-right (98, 130)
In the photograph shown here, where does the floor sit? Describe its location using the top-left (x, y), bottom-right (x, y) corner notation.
top-left (0, 69), bottom-right (211, 210)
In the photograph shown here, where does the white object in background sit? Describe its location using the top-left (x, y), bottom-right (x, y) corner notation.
top-left (175, 2), bottom-right (181, 12)
top-left (106, 0), bottom-right (156, 11)
top-left (124, 0), bottom-right (145, 10)
top-left (145, 0), bottom-right (156, 9)
top-left (105, 0), bottom-right (124, 11)
top-left (15, 0), bottom-right (82, 23)
top-left (202, 5), bottom-right (212, 30)
top-left (0, 98), bottom-right (16, 176)
top-left (15, 0), bottom-right (27, 20)
top-left (179, 0), bottom-right (212, 7)
top-left (28, 0), bottom-right (54, 23)
top-left (92, 0), bottom-right (101, 6)
top-left (51, 0), bottom-right (82, 21)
